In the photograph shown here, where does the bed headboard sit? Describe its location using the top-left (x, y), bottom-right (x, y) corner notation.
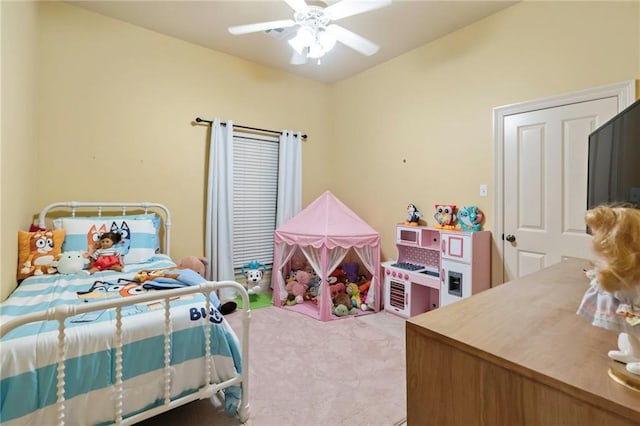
top-left (37, 201), bottom-right (172, 256)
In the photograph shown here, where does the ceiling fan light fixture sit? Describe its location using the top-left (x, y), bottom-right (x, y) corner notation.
top-left (288, 34), bottom-right (307, 55)
top-left (317, 29), bottom-right (336, 52)
top-left (307, 41), bottom-right (325, 59)
top-left (296, 25), bottom-right (315, 45)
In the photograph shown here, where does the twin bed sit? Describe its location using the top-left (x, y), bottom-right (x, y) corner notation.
top-left (1, 202), bottom-right (250, 425)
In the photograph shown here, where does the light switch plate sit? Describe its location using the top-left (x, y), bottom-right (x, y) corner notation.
top-left (480, 184), bottom-right (488, 197)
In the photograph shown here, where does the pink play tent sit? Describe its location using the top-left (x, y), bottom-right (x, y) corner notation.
top-left (272, 190), bottom-right (381, 321)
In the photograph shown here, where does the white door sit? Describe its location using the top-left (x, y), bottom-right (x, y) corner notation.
top-left (502, 98), bottom-right (619, 280)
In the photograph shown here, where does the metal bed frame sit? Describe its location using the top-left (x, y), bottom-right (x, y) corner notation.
top-left (1, 202), bottom-right (251, 425)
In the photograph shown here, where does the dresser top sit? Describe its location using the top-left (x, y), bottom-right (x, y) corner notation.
top-left (408, 258), bottom-right (640, 416)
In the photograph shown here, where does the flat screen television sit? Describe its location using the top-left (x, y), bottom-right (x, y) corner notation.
top-left (587, 98), bottom-right (640, 210)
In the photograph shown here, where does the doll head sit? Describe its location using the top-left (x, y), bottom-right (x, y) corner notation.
top-left (97, 232), bottom-right (121, 250)
top-left (585, 204), bottom-right (640, 293)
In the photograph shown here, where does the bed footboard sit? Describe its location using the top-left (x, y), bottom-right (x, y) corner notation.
top-left (0, 281), bottom-right (251, 426)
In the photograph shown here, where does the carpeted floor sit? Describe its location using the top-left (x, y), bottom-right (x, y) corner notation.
top-left (142, 306), bottom-right (407, 426)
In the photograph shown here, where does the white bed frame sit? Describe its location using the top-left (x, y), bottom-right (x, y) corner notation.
top-left (1, 202), bottom-right (251, 425)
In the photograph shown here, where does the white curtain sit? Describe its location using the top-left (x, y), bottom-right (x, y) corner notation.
top-left (276, 130), bottom-right (302, 227)
top-left (354, 246), bottom-right (378, 308)
top-left (272, 242), bottom-right (298, 304)
top-left (205, 118), bottom-right (236, 300)
top-left (300, 246), bottom-right (347, 312)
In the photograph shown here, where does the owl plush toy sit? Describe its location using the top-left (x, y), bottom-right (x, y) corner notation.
top-left (458, 206), bottom-right (484, 231)
top-left (433, 204), bottom-right (456, 229)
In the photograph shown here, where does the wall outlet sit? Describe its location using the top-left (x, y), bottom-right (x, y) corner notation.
top-left (630, 187), bottom-right (640, 204)
top-left (480, 184), bottom-right (488, 197)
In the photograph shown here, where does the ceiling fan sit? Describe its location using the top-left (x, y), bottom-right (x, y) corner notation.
top-left (228, 0), bottom-right (392, 65)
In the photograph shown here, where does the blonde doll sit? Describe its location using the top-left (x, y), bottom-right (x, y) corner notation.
top-left (577, 204), bottom-right (640, 376)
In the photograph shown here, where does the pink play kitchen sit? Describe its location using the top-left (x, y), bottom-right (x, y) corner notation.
top-left (383, 224), bottom-right (491, 317)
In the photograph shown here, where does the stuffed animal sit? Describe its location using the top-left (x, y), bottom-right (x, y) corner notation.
top-left (346, 282), bottom-right (362, 309)
top-left (433, 204), bottom-right (457, 229)
top-left (332, 304), bottom-right (357, 317)
top-left (332, 292), bottom-right (357, 316)
top-left (405, 203), bottom-right (422, 226)
top-left (177, 256), bottom-right (208, 276)
top-left (329, 281), bottom-right (346, 300)
top-left (307, 275), bottom-right (321, 298)
top-left (458, 206), bottom-right (484, 231)
top-left (285, 280), bottom-right (307, 305)
top-left (241, 260), bottom-right (266, 295)
top-left (342, 262), bottom-right (359, 284)
top-left (176, 256), bottom-right (237, 315)
top-left (55, 251), bottom-right (89, 274)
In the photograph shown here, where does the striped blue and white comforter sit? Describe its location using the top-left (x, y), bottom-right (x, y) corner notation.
top-left (0, 255), bottom-right (242, 425)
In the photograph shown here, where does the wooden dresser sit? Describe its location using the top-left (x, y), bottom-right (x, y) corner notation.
top-left (406, 258), bottom-right (640, 425)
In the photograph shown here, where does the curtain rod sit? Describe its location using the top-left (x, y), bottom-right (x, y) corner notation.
top-left (194, 117), bottom-right (308, 140)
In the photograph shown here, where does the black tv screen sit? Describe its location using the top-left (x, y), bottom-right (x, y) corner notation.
top-left (587, 98), bottom-right (640, 210)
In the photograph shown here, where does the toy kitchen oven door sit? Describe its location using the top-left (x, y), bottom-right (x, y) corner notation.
top-left (439, 231), bottom-right (491, 307)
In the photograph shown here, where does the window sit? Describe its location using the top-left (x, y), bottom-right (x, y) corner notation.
top-left (232, 132), bottom-right (279, 271)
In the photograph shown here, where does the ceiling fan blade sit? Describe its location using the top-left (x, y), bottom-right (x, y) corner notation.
top-left (284, 0), bottom-right (309, 13)
top-left (325, 0), bottom-right (392, 21)
top-left (326, 24), bottom-right (379, 56)
top-left (290, 50), bottom-right (308, 65)
top-left (228, 19), bottom-right (296, 35)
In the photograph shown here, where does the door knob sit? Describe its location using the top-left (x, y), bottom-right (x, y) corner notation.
top-left (505, 234), bottom-right (516, 243)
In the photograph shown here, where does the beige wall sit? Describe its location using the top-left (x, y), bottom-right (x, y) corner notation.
top-left (329, 1), bottom-right (640, 283)
top-left (1, 1), bottom-right (40, 301)
top-left (0, 2), bottom-right (331, 299)
top-left (1, 1), bottom-right (639, 299)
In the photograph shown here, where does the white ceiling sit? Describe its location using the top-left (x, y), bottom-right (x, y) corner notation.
top-left (69, 0), bottom-right (517, 84)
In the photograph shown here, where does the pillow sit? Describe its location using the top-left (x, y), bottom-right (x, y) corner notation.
top-left (17, 229), bottom-right (66, 281)
top-left (53, 213), bottom-right (162, 252)
top-left (54, 217), bottom-right (157, 264)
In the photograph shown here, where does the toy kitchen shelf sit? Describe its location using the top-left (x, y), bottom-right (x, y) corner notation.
top-left (383, 224), bottom-right (491, 318)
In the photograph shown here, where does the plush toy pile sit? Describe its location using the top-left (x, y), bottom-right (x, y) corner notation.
top-left (284, 254), bottom-right (372, 317)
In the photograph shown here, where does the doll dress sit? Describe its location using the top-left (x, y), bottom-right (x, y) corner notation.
top-left (576, 269), bottom-right (640, 338)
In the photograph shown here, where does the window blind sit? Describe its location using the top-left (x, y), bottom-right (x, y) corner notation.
top-left (232, 132), bottom-right (279, 271)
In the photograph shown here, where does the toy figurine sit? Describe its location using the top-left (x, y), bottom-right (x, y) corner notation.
top-left (433, 204), bottom-right (456, 229)
top-left (458, 206), bottom-right (484, 231)
top-left (404, 203), bottom-right (422, 226)
top-left (576, 204), bottom-right (640, 387)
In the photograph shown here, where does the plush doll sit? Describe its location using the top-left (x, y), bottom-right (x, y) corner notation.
top-left (88, 232), bottom-right (124, 274)
top-left (55, 251), bottom-right (89, 274)
top-left (576, 205), bottom-right (640, 379)
top-left (176, 256), bottom-right (237, 315)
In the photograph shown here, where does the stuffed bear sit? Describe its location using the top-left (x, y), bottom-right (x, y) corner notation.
top-left (285, 280), bottom-right (307, 305)
top-left (176, 256), bottom-right (237, 315)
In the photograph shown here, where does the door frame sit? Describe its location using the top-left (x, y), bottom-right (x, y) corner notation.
top-left (492, 80), bottom-right (636, 284)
